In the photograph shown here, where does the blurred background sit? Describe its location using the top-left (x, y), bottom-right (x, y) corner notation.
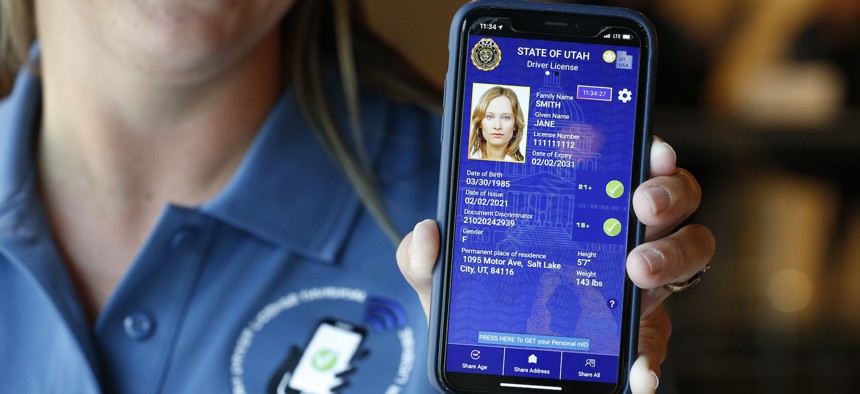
top-left (366, 0), bottom-right (860, 392)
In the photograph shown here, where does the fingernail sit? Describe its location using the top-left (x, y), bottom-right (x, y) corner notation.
top-left (410, 224), bottom-right (418, 246)
top-left (638, 249), bottom-right (665, 274)
top-left (645, 185), bottom-right (671, 215)
top-left (410, 222), bottom-right (423, 255)
top-left (661, 140), bottom-right (677, 163)
top-left (653, 136), bottom-right (676, 160)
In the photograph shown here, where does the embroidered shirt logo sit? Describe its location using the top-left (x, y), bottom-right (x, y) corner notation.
top-left (230, 287), bottom-right (416, 394)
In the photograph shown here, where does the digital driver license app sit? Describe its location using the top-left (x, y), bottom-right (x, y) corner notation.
top-left (447, 33), bottom-right (640, 384)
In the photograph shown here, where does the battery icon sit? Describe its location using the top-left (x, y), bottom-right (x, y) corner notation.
top-left (622, 34), bottom-right (632, 40)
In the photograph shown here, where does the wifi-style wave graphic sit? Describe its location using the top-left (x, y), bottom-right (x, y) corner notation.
top-left (364, 296), bottom-right (408, 332)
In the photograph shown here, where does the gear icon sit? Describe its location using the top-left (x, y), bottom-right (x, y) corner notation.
top-left (618, 88), bottom-right (633, 103)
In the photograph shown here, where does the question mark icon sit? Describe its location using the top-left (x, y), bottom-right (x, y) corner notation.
top-left (608, 299), bottom-right (617, 309)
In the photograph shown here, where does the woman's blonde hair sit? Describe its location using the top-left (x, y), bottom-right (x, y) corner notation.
top-left (468, 86), bottom-right (526, 162)
top-left (0, 0), bottom-right (440, 245)
top-left (0, 1), bottom-right (35, 94)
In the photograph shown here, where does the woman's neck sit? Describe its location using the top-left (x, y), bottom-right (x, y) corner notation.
top-left (485, 145), bottom-right (507, 160)
top-left (34, 2), bottom-right (283, 320)
top-left (38, 23), bottom-right (281, 209)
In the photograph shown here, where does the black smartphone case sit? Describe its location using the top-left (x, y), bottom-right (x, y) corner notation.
top-left (428, 1), bottom-right (657, 393)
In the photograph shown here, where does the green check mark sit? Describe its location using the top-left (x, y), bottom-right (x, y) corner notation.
top-left (606, 180), bottom-right (624, 199)
top-left (311, 349), bottom-right (338, 372)
top-left (603, 218), bottom-right (622, 237)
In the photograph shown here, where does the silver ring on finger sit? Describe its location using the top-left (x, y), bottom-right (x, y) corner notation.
top-left (664, 263), bottom-right (711, 293)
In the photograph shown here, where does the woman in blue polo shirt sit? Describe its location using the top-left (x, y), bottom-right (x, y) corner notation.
top-left (0, 0), bottom-right (714, 393)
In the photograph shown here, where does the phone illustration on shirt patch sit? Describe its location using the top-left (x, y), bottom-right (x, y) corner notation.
top-left (269, 319), bottom-right (367, 394)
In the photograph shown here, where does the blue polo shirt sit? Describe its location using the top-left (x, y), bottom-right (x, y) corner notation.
top-left (0, 55), bottom-right (441, 393)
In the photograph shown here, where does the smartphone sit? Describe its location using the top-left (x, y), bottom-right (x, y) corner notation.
top-left (430, 1), bottom-right (656, 393)
top-left (274, 319), bottom-right (366, 394)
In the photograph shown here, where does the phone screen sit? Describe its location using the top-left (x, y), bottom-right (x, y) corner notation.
top-left (438, 6), bottom-right (652, 393)
top-left (284, 320), bottom-right (365, 394)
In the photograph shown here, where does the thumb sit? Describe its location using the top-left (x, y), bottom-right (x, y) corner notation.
top-left (396, 219), bottom-right (439, 319)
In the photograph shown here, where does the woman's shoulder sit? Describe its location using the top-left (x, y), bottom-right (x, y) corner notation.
top-left (364, 89), bottom-right (440, 130)
top-left (358, 88), bottom-right (440, 153)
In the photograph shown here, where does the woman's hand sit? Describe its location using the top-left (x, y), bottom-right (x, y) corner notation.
top-left (397, 137), bottom-right (715, 394)
top-left (625, 137), bottom-right (715, 393)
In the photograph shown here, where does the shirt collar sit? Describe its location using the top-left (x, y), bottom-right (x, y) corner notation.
top-left (0, 44), bottom-right (389, 264)
top-left (0, 49), bottom-right (104, 379)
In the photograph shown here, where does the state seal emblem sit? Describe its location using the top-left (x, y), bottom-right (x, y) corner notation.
top-left (471, 38), bottom-right (501, 71)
